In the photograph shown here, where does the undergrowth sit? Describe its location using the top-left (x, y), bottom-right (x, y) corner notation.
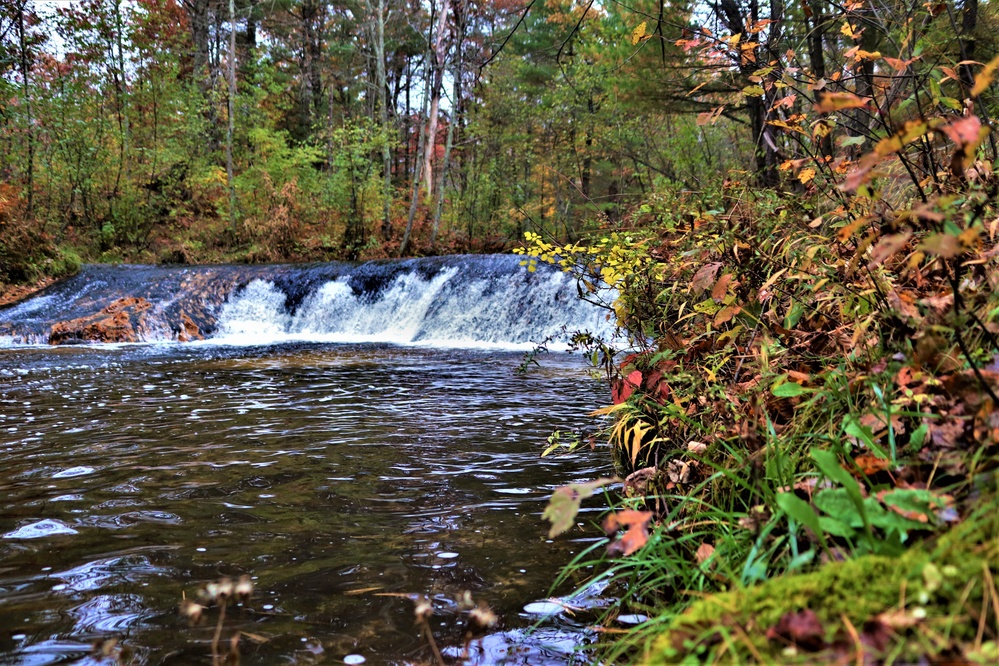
top-left (523, 48), bottom-right (999, 664)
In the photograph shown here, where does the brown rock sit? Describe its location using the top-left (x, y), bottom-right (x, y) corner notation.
top-left (48, 297), bottom-right (153, 345)
top-left (177, 313), bottom-right (203, 342)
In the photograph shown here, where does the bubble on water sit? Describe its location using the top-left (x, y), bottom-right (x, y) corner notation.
top-left (52, 466), bottom-right (95, 479)
top-left (523, 601), bottom-right (564, 616)
top-left (344, 655), bottom-right (366, 664)
top-left (436, 552), bottom-right (458, 559)
top-left (4, 519), bottom-right (78, 539)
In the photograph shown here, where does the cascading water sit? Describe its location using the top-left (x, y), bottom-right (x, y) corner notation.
top-left (0, 255), bottom-right (618, 349)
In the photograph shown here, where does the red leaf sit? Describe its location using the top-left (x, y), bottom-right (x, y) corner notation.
top-left (942, 115), bottom-right (983, 147)
top-left (766, 609), bottom-right (826, 651)
top-left (611, 370), bottom-right (643, 404)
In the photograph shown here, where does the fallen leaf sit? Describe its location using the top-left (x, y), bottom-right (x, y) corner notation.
top-left (867, 232), bottom-right (912, 269)
top-left (691, 262), bottom-right (723, 294)
top-left (711, 273), bottom-right (732, 302)
top-left (695, 542), bottom-right (715, 564)
top-left (603, 510), bottom-right (653, 556)
top-left (854, 453), bottom-right (892, 476)
top-left (766, 609), bottom-right (827, 651)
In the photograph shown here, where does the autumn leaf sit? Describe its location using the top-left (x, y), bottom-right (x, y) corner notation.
top-left (690, 262), bottom-right (722, 294)
top-left (942, 115), bottom-right (985, 147)
top-left (713, 305), bottom-right (741, 327)
top-left (603, 509), bottom-right (653, 556)
top-left (695, 542), bottom-right (715, 564)
top-left (853, 453), bottom-right (892, 476)
top-left (874, 120), bottom-right (930, 157)
top-left (612, 370), bottom-right (643, 404)
top-left (815, 91), bottom-right (869, 113)
top-left (970, 53), bottom-right (999, 98)
top-left (920, 233), bottom-right (962, 258)
top-left (711, 273), bottom-right (732, 302)
top-left (867, 232), bottom-right (912, 269)
top-left (630, 21), bottom-right (647, 46)
top-left (798, 168), bottom-right (816, 184)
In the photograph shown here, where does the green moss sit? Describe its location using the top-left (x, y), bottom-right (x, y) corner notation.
top-left (644, 517), bottom-right (999, 664)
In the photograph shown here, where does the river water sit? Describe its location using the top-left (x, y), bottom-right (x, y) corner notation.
top-left (0, 258), bottom-right (619, 665)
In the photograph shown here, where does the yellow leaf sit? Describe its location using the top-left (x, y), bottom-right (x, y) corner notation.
top-left (630, 21), bottom-right (647, 46)
top-left (840, 22), bottom-right (857, 39)
top-left (971, 54), bottom-right (999, 98)
top-left (815, 92), bottom-right (870, 113)
top-left (798, 168), bottom-right (816, 184)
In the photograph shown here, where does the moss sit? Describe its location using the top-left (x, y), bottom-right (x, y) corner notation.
top-left (644, 518), bottom-right (999, 664)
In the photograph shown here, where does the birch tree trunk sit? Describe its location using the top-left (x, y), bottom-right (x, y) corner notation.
top-left (374, 0), bottom-right (393, 239)
top-left (422, 0), bottom-right (451, 197)
top-left (399, 55), bottom-right (432, 257)
top-left (430, 9), bottom-right (464, 248)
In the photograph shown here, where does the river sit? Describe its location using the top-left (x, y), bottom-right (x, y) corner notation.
top-left (0, 257), bottom-right (618, 665)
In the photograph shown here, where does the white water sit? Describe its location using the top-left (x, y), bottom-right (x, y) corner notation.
top-left (210, 267), bottom-right (618, 350)
top-left (0, 256), bottom-right (620, 350)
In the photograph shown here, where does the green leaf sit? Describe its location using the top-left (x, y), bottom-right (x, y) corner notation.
top-left (776, 492), bottom-right (824, 538)
top-left (814, 488), bottom-right (865, 527)
top-left (743, 85), bottom-right (765, 97)
top-left (864, 497), bottom-right (925, 533)
top-left (843, 414), bottom-right (889, 458)
top-left (811, 449), bottom-right (868, 528)
top-left (909, 423), bottom-right (929, 449)
top-left (542, 477), bottom-right (618, 538)
top-left (772, 380), bottom-right (807, 397)
top-left (818, 515), bottom-right (856, 537)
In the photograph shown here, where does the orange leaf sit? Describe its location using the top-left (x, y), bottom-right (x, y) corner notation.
top-left (603, 510), bottom-right (653, 556)
top-left (854, 453), bottom-right (892, 476)
top-left (711, 273), bottom-right (732, 302)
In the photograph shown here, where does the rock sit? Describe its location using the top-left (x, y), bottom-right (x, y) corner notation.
top-left (176, 312), bottom-right (203, 342)
top-left (48, 297), bottom-right (153, 345)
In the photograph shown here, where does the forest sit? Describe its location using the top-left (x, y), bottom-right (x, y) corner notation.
top-left (2, 0), bottom-right (999, 662)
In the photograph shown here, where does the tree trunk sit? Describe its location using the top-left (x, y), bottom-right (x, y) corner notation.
top-left (422, 0), bottom-right (451, 197)
top-left (959, 0), bottom-right (978, 92)
top-left (430, 8), bottom-right (464, 248)
top-left (399, 58), bottom-right (432, 257)
top-left (226, 0), bottom-right (237, 232)
top-left (806, 0), bottom-right (832, 157)
top-left (373, 0), bottom-right (393, 239)
top-left (16, 1), bottom-right (33, 215)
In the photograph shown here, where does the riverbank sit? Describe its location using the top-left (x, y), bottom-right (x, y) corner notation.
top-left (528, 175), bottom-right (999, 663)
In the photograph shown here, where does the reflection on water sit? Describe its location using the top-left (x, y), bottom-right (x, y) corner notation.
top-left (0, 343), bottom-right (611, 664)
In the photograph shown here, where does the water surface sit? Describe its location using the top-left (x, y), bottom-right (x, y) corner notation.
top-left (0, 342), bottom-right (610, 664)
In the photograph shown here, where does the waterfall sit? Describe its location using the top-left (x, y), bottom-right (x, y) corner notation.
top-left (0, 255), bottom-right (618, 350)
